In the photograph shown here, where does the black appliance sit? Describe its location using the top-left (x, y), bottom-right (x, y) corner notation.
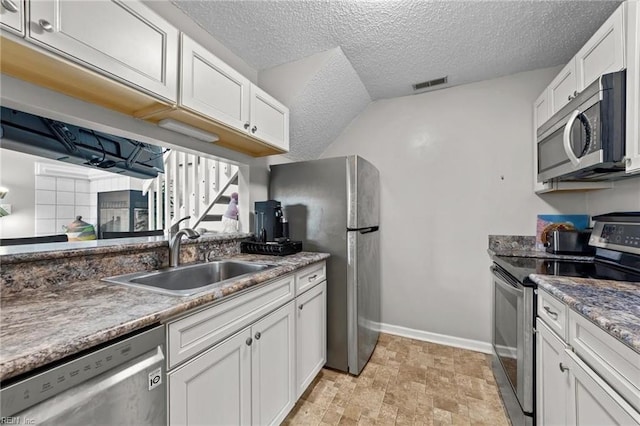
top-left (254, 200), bottom-right (283, 242)
top-left (491, 212), bottom-right (640, 426)
top-left (544, 229), bottom-right (595, 255)
top-left (98, 190), bottom-right (149, 239)
top-left (536, 71), bottom-right (626, 182)
top-left (0, 107), bottom-right (164, 179)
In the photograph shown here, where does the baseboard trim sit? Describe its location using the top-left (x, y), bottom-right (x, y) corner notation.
top-left (378, 322), bottom-right (493, 354)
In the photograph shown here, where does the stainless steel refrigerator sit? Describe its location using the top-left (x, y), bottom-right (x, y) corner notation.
top-left (270, 155), bottom-right (380, 375)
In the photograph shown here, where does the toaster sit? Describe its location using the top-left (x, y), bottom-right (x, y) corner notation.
top-left (545, 229), bottom-right (595, 255)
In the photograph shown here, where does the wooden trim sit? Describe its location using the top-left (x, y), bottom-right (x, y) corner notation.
top-left (0, 36), bottom-right (171, 117)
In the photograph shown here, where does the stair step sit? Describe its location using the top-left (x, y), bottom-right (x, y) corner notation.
top-left (202, 214), bottom-right (223, 222)
top-left (218, 195), bottom-right (231, 204)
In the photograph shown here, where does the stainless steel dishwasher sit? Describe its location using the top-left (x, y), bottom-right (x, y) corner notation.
top-left (0, 325), bottom-right (166, 425)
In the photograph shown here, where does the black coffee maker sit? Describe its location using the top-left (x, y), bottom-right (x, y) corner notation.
top-left (254, 200), bottom-right (283, 242)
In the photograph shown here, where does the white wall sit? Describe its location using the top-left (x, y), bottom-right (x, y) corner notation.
top-left (321, 67), bottom-right (588, 345)
top-left (0, 149), bottom-right (36, 238)
top-left (586, 178), bottom-right (640, 217)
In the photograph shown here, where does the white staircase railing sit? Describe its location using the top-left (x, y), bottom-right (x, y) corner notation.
top-left (142, 150), bottom-right (238, 232)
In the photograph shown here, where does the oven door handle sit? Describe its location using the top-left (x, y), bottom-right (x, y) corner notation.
top-left (563, 109), bottom-right (582, 166)
top-left (492, 269), bottom-right (523, 296)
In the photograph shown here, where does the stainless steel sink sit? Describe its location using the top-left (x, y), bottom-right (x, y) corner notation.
top-left (102, 260), bottom-right (277, 296)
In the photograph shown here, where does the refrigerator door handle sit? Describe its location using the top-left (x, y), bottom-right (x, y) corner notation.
top-left (347, 226), bottom-right (379, 234)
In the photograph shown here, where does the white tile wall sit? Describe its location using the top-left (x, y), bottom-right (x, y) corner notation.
top-left (56, 178), bottom-right (75, 192)
top-left (35, 176), bottom-right (56, 190)
top-left (56, 191), bottom-right (75, 205)
top-left (35, 190), bottom-right (56, 205)
top-left (75, 192), bottom-right (91, 206)
top-left (75, 180), bottom-right (90, 193)
top-left (56, 205), bottom-right (75, 218)
top-left (35, 219), bottom-right (57, 235)
top-left (34, 176), bottom-right (97, 236)
top-left (36, 204), bottom-right (56, 219)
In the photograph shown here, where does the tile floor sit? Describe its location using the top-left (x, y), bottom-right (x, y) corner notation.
top-left (283, 333), bottom-right (510, 426)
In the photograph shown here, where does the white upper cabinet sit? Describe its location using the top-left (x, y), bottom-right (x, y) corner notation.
top-left (249, 84), bottom-right (290, 152)
top-left (548, 60), bottom-right (577, 116)
top-left (626, 0), bottom-right (640, 174)
top-left (27, 0), bottom-right (178, 103)
top-left (534, 90), bottom-right (550, 129)
top-left (575, 4), bottom-right (625, 92)
top-left (1, 0), bottom-right (24, 36)
top-left (180, 33), bottom-right (251, 132)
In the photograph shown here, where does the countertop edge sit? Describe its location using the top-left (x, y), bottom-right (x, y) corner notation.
top-left (0, 252), bottom-right (329, 382)
top-left (530, 274), bottom-right (640, 354)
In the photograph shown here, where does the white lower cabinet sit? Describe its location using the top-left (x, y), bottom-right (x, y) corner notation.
top-left (565, 350), bottom-right (640, 426)
top-left (169, 301), bottom-right (296, 426)
top-left (536, 319), bottom-right (570, 426)
top-left (169, 328), bottom-right (252, 426)
top-left (167, 261), bottom-right (327, 426)
top-left (536, 289), bottom-right (640, 426)
top-left (296, 281), bottom-right (327, 398)
top-left (251, 302), bottom-right (296, 426)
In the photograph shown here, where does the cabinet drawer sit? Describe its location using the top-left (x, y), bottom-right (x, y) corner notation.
top-left (1, 0), bottom-right (25, 36)
top-left (569, 311), bottom-right (640, 413)
top-left (537, 289), bottom-right (568, 341)
top-left (295, 262), bottom-right (326, 295)
top-left (167, 275), bottom-right (294, 369)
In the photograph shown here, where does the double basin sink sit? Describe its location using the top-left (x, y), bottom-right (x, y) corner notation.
top-left (103, 260), bottom-right (277, 296)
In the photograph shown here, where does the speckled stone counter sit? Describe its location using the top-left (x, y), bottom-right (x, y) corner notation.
top-left (488, 234), bottom-right (594, 261)
top-left (529, 275), bottom-right (640, 354)
top-left (0, 251), bottom-right (329, 382)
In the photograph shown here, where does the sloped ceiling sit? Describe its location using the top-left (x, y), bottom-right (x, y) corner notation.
top-left (171, 0), bottom-right (621, 160)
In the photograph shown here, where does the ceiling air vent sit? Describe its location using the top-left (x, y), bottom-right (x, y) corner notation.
top-left (412, 76), bottom-right (448, 91)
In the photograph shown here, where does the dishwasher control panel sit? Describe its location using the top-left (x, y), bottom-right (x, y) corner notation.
top-left (0, 325), bottom-right (164, 417)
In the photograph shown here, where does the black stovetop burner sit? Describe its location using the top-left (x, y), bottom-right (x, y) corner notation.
top-left (493, 255), bottom-right (640, 285)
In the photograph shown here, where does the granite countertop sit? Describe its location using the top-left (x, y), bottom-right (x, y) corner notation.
top-left (0, 251), bottom-right (329, 382)
top-left (530, 275), bottom-right (640, 354)
top-left (487, 248), bottom-right (594, 261)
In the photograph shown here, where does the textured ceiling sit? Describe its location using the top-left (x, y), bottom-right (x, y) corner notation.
top-left (172, 0), bottom-right (621, 100)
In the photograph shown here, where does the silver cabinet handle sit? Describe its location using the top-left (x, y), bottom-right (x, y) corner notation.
top-left (39, 19), bottom-right (54, 32)
top-left (543, 306), bottom-right (558, 319)
top-left (1, 0), bottom-right (19, 13)
top-left (567, 95), bottom-right (573, 101)
top-left (308, 274), bottom-right (318, 282)
top-left (299, 304), bottom-right (304, 310)
top-left (251, 126), bottom-right (257, 134)
top-left (559, 362), bottom-right (569, 372)
top-left (244, 122), bottom-right (250, 130)
top-left (246, 337), bottom-right (253, 346)
top-left (254, 332), bottom-right (261, 340)
top-left (573, 90), bottom-right (578, 96)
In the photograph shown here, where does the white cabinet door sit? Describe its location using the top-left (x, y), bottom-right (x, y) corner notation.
top-left (180, 34), bottom-right (251, 132)
top-left (249, 84), bottom-right (290, 152)
top-left (575, 4), bottom-right (625, 92)
top-left (28, 0), bottom-right (178, 102)
top-left (169, 329), bottom-right (252, 426)
top-left (0, 0), bottom-right (24, 36)
top-left (534, 90), bottom-right (551, 130)
top-left (296, 281), bottom-right (327, 399)
top-left (251, 301), bottom-right (296, 426)
top-left (626, 0), bottom-right (640, 174)
top-left (565, 350), bottom-right (640, 426)
top-left (536, 319), bottom-right (570, 426)
top-left (548, 60), bottom-right (577, 116)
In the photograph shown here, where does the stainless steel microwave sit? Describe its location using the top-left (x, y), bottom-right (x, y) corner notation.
top-left (537, 71), bottom-right (626, 182)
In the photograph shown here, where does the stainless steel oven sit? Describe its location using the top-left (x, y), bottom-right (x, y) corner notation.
top-left (491, 265), bottom-right (535, 426)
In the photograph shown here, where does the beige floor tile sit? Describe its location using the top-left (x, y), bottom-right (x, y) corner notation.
top-left (284, 334), bottom-right (510, 426)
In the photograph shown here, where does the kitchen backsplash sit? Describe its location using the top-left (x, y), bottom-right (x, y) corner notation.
top-left (488, 235), bottom-right (536, 252)
top-left (0, 234), bottom-right (249, 296)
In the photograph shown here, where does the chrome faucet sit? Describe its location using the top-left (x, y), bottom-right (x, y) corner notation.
top-left (169, 216), bottom-right (192, 240)
top-left (169, 228), bottom-right (200, 267)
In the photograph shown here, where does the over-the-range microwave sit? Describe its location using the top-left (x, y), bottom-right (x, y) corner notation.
top-left (537, 70), bottom-right (626, 183)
